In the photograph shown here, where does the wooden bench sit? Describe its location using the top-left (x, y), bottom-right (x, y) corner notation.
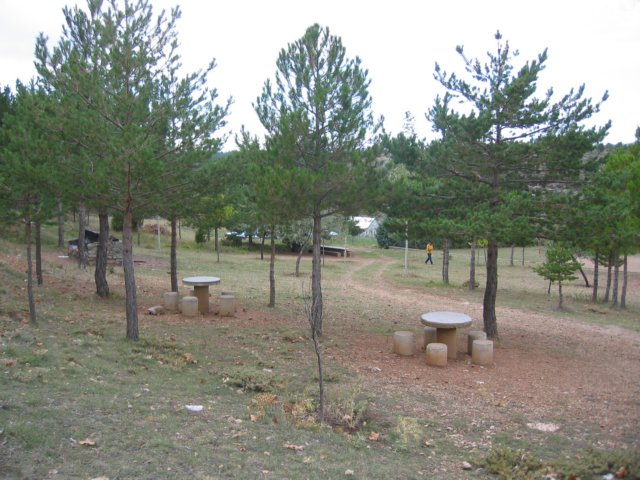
top-left (319, 245), bottom-right (352, 257)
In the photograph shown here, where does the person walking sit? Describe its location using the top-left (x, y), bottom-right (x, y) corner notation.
top-left (425, 242), bottom-right (433, 264)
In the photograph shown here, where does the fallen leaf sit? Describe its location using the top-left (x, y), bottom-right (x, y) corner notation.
top-left (79, 439), bottom-right (96, 447)
top-left (616, 466), bottom-right (628, 478)
top-left (283, 443), bottom-right (304, 452)
top-left (368, 432), bottom-right (379, 441)
top-left (182, 353), bottom-right (197, 364)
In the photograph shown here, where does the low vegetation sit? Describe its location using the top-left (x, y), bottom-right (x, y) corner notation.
top-left (1, 228), bottom-right (638, 479)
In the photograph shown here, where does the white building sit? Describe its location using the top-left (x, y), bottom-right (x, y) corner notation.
top-left (353, 216), bottom-right (379, 238)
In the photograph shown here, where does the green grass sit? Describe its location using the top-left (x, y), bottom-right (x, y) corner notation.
top-left (1, 230), bottom-right (638, 479)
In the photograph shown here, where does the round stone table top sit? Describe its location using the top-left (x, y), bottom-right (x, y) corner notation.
top-left (182, 276), bottom-right (221, 287)
top-left (420, 311), bottom-right (472, 329)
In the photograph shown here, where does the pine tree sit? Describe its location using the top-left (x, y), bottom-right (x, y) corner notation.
top-left (36, 0), bottom-right (229, 340)
top-left (425, 31), bottom-right (609, 337)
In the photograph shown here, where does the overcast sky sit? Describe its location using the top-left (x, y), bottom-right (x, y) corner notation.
top-left (1, 0), bottom-right (638, 149)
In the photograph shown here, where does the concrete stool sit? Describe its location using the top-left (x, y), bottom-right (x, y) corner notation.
top-left (471, 339), bottom-right (494, 366)
top-left (163, 291), bottom-right (179, 312)
top-left (425, 343), bottom-right (447, 367)
top-left (181, 296), bottom-right (198, 317)
top-left (219, 294), bottom-right (236, 317)
top-left (423, 326), bottom-right (437, 350)
top-left (220, 291), bottom-right (238, 312)
top-left (467, 330), bottom-right (487, 354)
top-left (393, 331), bottom-right (415, 356)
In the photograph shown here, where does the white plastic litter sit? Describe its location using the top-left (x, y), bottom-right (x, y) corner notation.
top-left (185, 405), bottom-right (203, 412)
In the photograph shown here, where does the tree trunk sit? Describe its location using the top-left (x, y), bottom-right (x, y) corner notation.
top-left (311, 211), bottom-right (323, 337)
top-left (521, 246), bottom-right (525, 266)
top-left (260, 231), bottom-right (266, 260)
top-left (621, 255), bottom-right (627, 309)
top-left (403, 221), bottom-right (409, 275)
top-left (469, 237), bottom-right (476, 291)
top-left (611, 253), bottom-right (619, 308)
top-left (295, 234), bottom-right (309, 277)
top-left (573, 255), bottom-right (590, 288)
top-left (509, 245), bottom-right (514, 266)
top-left (35, 220), bottom-right (43, 286)
top-left (95, 207), bottom-right (110, 298)
top-left (123, 204), bottom-right (139, 341)
top-left (57, 199), bottom-right (65, 248)
top-left (214, 227), bottom-right (220, 263)
top-left (441, 238), bottom-right (449, 284)
top-left (558, 281), bottom-right (564, 309)
top-left (269, 227), bottom-right (276, 307)
top-left (312, 325), bottom-right (325, 423)
top-left (25, 217), bottom-right (37, 324)
top-left (591, 250), bottom-right (599, 302)
top-left (483, 238), bottom-right (499, 338)
top-left (604, 251), bottom-right (613, 303)
top-left (77, 204), bottom-right (88, 269)
top-left (170, 213), bottom-right (178, 292)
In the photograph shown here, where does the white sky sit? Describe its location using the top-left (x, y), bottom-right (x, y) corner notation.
top-left (1, 0), bottom-right (638, 150)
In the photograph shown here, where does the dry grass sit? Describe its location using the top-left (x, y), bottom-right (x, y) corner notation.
top-left (1, 231), bottom-right (639, 479)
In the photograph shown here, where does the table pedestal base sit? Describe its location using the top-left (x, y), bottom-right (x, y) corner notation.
top-left (436, 328), bottom-right (457, 359)
top-left (193, 285), bottom-right (209, 314)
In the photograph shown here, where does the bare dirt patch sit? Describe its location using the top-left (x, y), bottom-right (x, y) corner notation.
top-left (323, 256), bottom-right (640, 449)
top-left (28, 249), bottom-right (640, 450)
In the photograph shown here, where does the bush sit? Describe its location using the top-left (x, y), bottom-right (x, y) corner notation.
top-left (195, 228), bottom-right (208, 244)
top-left (111, 211), bottom-right (143, 232)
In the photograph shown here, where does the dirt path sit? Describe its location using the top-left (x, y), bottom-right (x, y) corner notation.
top-left (327, 255), bottom-right (640, 448)
top-left (22, 249), bottom-right (640, 450)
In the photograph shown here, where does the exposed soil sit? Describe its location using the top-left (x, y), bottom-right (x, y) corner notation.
top-left (16, 250), bottom-right (640, 452)
top-left (323, 255), bottom-right (640, 450)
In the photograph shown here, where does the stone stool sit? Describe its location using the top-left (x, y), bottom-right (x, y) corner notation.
top-left (220, 291), bottom-right (238, 312)
top-left (219, 294), bottom-right (236, 317)
top-left (467, 330), bottom-right (487, 354)
top-left (163, 291), bottom-right (179, 312)
top-left (181, 296), bottom-right (198, 317)
top-left (393, 331), bottom-right (415, 356)
top-left (423, 326), bottom-right (437, 350)
top-left (471, 339), bottom-right (494, 366)
top-left (425, 343), bottom-right (447, 367)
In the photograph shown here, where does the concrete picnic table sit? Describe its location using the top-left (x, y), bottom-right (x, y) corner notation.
top-left (420, 311), bottom-right (472, 359)
top-left (182, 276), bottom-right (220, 314)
